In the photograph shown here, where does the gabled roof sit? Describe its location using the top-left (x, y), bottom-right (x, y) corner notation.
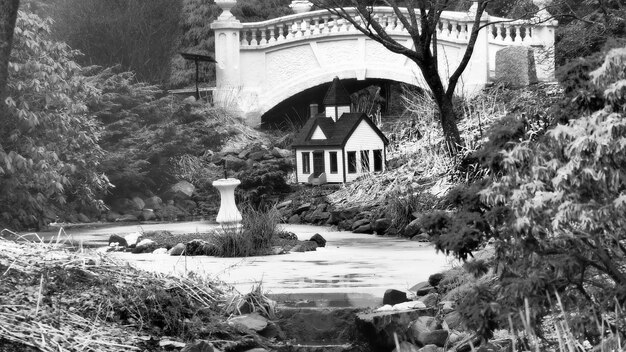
top-left (323, 77), bottom-right (352, 106)
top-left (292, 112), bottom-right (389, 148)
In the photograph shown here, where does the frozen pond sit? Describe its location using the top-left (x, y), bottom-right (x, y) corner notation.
top-left (38, 222), bottom-right (454, 306)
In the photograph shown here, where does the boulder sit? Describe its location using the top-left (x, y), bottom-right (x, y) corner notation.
top-left (356, 308), bottom-right (435, 351)
top-left (277, 232), bottom-right (298, 240)
top-left (383, 289), bottom-right (409, 306)
top-left (228, 313), bottom-right (268, 332)
top-left (185, 239), bottom-right (219, 256)
top-left (417, 293), bottom-right (439, 308)
top-left (392, 301), bottom-right (427, 311)
top-left (288, 214), bottom-right (301, 224)
top-left (351, 218), bottom-right (370, 230)
top-left (221, 154), bottom-right (247, 171)
top-left (404, 219), bottom-right (422, 237)
top-left (248, 151), bottom-right (266, 161)
top-left (411, 233), bottom-right (431, 242)
top-left (116, 214), bottom-right (139, 222)
top-left (290, 241), bottom-right (318, 253)
top-left (131, 196), bottom-right (145, 210)
top-left (77, 213), bottom-right (90, 223)
top-left (176, 199), bottom-right (197, 212)
top-left (428, 273), bottom-right (444, 287)
top-left (141, 209), bottom-right (156, 221)
top-left (144, 196), bottom-right (163, 210)
top-left (439, 301), bottom-right (455, 314)
top-left (444, 311), bottom-right (463, 330)
top-left (353, 223), bottom-right (372, 234)
top-left (181, 340), bottom-right (214, 352)
top-left (418, 345), bottom-right (442, 352)
top-left (408, 317), bottom-right (448, 347)
top-left (111, 198), bottom-right (142, 215)
top-left (294, 203), bottom-right (311, 215)
top-left (108, 234), bottom-right (128, 247)
top-left (373, 218), bottom-right (392, 235)
top-left (276, 200), bottom-right (292, 209)
top-left (169, 243), bottom-right (186, 256)
top-left (259, 321), bottom-right (284, 339)
top-left (393, 342), bottom-right (420, 352)
top-left (311, 211), bottom-right (331, 222)
top-left (124, 232), bottom-right (142, 247)
top-left (309, 233), bottom-right (326, 247)
top-left (272, 147), bottom-right (292, 159)
top-left (105, 212), bottom-right (122, 222)
top-left (169, 181), bottom-right (195, 199)
top-left (409, 282), bottom-right (434, 296)
top-left (132, 239), bottom-right (158, 254)
top-left (155, 204), bottom-right (187, 221)
top-left (152, 248), bottom-right (167, 255)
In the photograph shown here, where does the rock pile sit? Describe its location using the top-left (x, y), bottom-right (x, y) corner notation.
top-left (356, 273), bottom-right (512, 352)
top-left (278, 194), bottom-right (428, 240)
top-left (101, 143), bottom-right (293, 224)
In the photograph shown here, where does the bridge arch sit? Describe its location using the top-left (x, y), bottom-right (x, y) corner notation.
top-left (258, 66), bottom-right (429, 120)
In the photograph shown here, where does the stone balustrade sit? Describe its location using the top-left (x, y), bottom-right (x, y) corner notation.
top-left (239, 8), bottom-right (553, 49)
top-left (488, 17), bottom-right (536, 45)
top-left (239, 8), bottom-right (481, 48)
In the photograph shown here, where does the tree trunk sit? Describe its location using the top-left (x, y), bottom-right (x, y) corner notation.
top-left (420, 59), bottom-right (463, 154)
top-left (0, 0), bottom-right (20, 107)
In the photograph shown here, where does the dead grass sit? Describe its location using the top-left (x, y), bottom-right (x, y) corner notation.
top-left (0, 231), bottom-right (276, 351)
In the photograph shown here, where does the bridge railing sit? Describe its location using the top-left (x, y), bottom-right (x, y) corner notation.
top-left (239, 7), bottom-right (478, 48)
top-left (239, 7), bottom-right (552, 49)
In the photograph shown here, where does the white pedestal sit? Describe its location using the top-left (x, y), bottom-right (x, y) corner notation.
top-left (213, 178), bottom-right (243, 228)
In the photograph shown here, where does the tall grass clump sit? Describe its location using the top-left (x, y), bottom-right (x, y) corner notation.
top-left (210, 205), bottom-right (281, 257)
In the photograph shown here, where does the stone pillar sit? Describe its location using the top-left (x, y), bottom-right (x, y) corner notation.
top-left (211, 0), bottom-right (243, 97)
top-left (531, 16), bottom-right (557, 81)
top-left (460, 3), bottom-right (490, 96)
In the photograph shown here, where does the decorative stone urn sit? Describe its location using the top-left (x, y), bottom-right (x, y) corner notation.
top-left (215, 0), bottom-right (238, 20)
top-left (289, 0), bottom-right (313, 14)
top-left (212, 178), bottom-right (243, 228)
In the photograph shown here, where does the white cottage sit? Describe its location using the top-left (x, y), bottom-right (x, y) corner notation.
top-left (292, 77), bottom-right (389, 185)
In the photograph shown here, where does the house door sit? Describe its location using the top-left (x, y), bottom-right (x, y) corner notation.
top-left (313, 151), bottom-right (324, 177)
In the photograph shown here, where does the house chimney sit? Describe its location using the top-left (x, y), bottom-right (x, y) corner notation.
top-left (309, 103), bottom-right (319, 117)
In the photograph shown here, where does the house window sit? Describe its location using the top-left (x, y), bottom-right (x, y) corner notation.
top-left (347, 151), bottom-right (357, 173)
top-left (360, 150), bottom-right (370, 172)
top-left (373, 149), bottom-right (383, 172)
top-left (329, 152), bottom-right (338, 174)
top-left (302, 152), bottom-right (310, 174)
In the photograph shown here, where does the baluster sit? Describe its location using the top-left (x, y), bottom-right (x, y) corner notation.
top-left (268, 26), bottom-right (276, 43)
top-left (259, 27), bottom-right (267, 45)
top-left (240, 29), bottom-right (249, 46)
top-left (519, 25), bottom-right (528, 43)
top-left (312, 17), bottom-right (321, 35)
top-left (451, 21), bottom-right (459, 38)
top-left (284, 21), bottom-right (293, 39)
top-left (277, 24), bottom-right (286, 41)
top-left (249, 29), bottom-right (257, 46)
top-left (294, 19), bottom-right (303, 38)
top-left (331, 16), bottom-right (340, 33)
top-left (503, 24), bottom-right (512, 43)
top-left (320, 15), bottom-right (329, 34)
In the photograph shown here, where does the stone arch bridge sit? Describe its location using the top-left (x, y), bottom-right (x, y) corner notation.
top-left (210, 1), bottom-right (556, 125)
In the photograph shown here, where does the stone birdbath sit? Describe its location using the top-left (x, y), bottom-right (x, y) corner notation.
top-left (212, 178), bottom-right (243, 229)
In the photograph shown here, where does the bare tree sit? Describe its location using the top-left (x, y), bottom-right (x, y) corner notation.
top-left (310, 0), bottom-right (492, 154)
top-left (0, 0), bottom-right (19, 107)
